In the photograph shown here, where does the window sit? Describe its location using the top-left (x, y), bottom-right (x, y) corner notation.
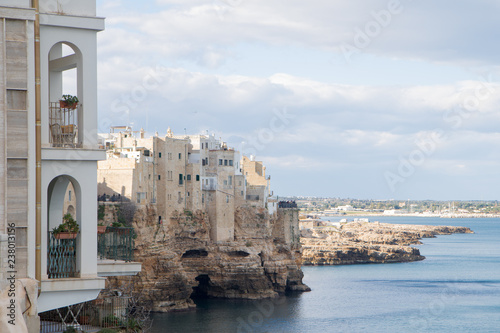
top-left (159, 152), bottom-right (162, 158)
top-left (219, 159), bottom-right (223, 166)
top-left (179, 153), bottom-right (182, 160)
top-left (187, 192), bottom-right (190, 197)
top-left (205, 158), bottom-right (208, 165)
top-left (196, 175), bottom-right (200, 181)
top-left (224, 180), bottom-right (227, 186)
top-left (229, 160), bottom-right (233, 166)
top-left (226, 195), bottom-right (229, 203)
top-left (228, 176), bottom-right (232, 186)
top-left (241, 191), bottom-right (243, 196)
top-left (224, 159), bottom-right (228, 166)
top-left (202, 159), bottom-right (206, 166)
top-left (202, 194), bottom-right (205, 204)
top-left (179, 174), bottom-right (183, 185)
top-left (68, 190), bottom-right (71, 201)
top-left (158, 175), bottom-right (161, 180)
top-left (187, 174), bottom-right (191, 181)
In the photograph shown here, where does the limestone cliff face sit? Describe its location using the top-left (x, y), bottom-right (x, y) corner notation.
top-left (108, 206), bottom-right (309, 312)
top-left (301, 222), bottom-right (473, 265)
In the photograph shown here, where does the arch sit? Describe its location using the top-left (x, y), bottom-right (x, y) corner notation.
top-left (47, 175), bottom-right (82, 279)
top-left (48, 41), bottom-right (84, 147)
top-left (66, 205), bottom-right (76, 218)
top-left (47, 175), bottom-right (82, 231)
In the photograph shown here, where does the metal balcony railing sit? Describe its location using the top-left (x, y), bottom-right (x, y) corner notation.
top-left (47, 232), bottom-right (78, 279)
top-left (98, 227), bottom-right (135, 262)
top-left (49, 102), bottom-right (80, 148)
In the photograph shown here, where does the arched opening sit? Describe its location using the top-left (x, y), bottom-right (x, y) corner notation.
top-left (47, 176), bottom-right (81, 279)
top-left (48, 42), bottom-right (83, 147)
top-left (66, 205), bottom-right (75, 218)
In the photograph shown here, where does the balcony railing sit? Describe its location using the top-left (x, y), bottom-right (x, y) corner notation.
top-left (47, 232), bottom-right (78, 279)
top-left (49, 102), bottom-right (80, 148)
top-left (98, 227), bottom-right (135, 262)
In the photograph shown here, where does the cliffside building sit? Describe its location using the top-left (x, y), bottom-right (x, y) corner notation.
top-left (98, 128), bottom-right (278, 243)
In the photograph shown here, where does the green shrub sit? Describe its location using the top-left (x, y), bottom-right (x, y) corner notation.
top-left (102, 314), bottom-right (122, 327)
top-left (98, 205), bottom-right (105, 221)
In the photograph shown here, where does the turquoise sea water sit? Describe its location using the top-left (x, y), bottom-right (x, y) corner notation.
top-left (150, 217), bottom-right (500, 332)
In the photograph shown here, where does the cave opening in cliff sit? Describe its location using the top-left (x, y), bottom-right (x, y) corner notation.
top-left (191, 274), bottom-right (211, 299)
top-left (182, 249), bottom-right (208, 258)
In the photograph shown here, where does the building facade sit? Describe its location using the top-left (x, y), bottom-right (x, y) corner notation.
top-left (98, 128), bottom-right (277, 243)
top-left (0, 2), bottom-right (140, 331)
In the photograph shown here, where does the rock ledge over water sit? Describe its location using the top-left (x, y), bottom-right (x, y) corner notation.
top-left (301, 222), bottom-right (473, 265)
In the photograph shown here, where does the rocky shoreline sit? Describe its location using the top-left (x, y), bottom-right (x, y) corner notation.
top-left (301, 222), bottom-right (473, 265)
top-left (108, 206), bottom-right (310, 312)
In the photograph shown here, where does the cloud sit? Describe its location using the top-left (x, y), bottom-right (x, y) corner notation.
top-left (97, 0), bottom-right (500, 67)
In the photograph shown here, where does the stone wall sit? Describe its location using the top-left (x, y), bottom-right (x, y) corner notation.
top-left (273, 208), bottom-right (300, 248)
top-left (0, 13), bottom-right (33, 280)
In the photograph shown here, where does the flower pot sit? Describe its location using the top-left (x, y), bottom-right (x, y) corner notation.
top-left (97, 226), bottom-right (107, 234)
top-left (54, 232), bottom-right (78, 240)
top-left (59, 100), bottom-right (77, 109)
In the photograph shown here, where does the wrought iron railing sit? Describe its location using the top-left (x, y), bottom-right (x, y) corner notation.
top-left (49, 102), bottom-right (80, 148)
top-left (98, 227), bottom-right (135, 262)
top-left (47, 232), bottom-right (78, 279)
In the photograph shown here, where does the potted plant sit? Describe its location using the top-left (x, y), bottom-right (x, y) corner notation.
top-left (97, 223), bottom-right (107, 234)
top-left (52, 213), bottom-right (80, 239)
top-left (59, 94), bottom-right (79, 109)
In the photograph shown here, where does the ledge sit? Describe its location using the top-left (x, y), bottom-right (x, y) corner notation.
top-left (38, 276), bottom-right (106, 312)
top-left (40, 13), bottom-right (105, 31)
top-left (0, 6), bottom-right (35, 21)
top-left (42, 147), bottom-right (106, 161)
top-left (97, 259), bottom-right (142, 277)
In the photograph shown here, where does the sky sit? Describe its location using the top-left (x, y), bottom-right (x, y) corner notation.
top-left (94, 0), bottom-right (500, 200)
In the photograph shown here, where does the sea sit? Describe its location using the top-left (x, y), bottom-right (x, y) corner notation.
top-left (149, 216), bottom-right (500, 332)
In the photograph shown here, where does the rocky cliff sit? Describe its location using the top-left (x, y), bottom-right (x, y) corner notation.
top-left (301, 222), bottom-right (473, 265)
top-left (107, 205), bottom-right (309, 312)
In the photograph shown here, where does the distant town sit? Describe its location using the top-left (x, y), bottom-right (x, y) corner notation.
top-left (281, 197), bottom-right (500, 218)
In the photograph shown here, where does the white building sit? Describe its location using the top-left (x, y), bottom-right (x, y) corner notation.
top-left (0, 1), bottom-right (140, 331)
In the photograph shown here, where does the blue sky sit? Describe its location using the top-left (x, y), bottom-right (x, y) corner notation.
top-left (95, 0), bottom-right (500, 200)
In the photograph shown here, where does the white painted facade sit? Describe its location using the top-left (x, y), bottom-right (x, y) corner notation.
top-left (37, 1), bottom-right (107, 313)
top-left (0, 1), bottom-right (140, 324)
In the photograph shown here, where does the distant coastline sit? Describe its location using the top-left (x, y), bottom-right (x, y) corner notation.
top-left (300, 221), bottom-right (474, 266)
top-left (316, 211), bottom-right (500, 219)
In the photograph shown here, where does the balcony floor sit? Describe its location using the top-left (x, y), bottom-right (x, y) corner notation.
top-left (97, 258), bottom-right (142, 277)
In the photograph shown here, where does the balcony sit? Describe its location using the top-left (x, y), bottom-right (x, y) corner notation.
top-left (97, 227), bottom-right (135, 262)
top-left (49, 102), bottom-right (81, 148)
top-left (97, 227), bottom-right (141, 277)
